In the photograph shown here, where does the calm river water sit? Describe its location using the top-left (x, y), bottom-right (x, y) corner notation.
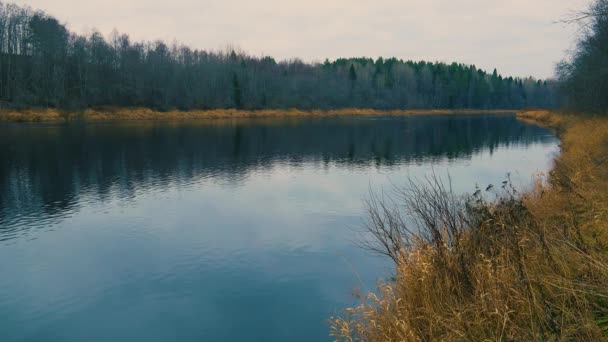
top-left (0, 114), bottom-right (558, 341)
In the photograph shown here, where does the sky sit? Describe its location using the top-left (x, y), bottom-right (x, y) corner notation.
top-left (13, 0), bottom-right (591, 79)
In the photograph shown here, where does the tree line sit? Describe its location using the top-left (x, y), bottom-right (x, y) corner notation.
top-left (557, 0), bottom-right (608, 114)
top-left (0, 2), bottom-right (556, 111)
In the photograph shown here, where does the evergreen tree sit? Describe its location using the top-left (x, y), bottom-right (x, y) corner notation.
top-left (232, 73), bottom-right (242, 109)
top-left (349, 64), bottom-right (357, 82)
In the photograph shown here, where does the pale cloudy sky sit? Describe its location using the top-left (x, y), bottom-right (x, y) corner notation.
top-left (14, 0), bottom-right (590, 78)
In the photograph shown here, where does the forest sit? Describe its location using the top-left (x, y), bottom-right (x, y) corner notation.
top-left (556, 0), bottom-right (608, 113)
top-left (0, 2), bottom-right (556, 111)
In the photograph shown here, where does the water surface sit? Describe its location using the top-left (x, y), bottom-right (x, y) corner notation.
top-left (0, 114), bottom-right (558, 341)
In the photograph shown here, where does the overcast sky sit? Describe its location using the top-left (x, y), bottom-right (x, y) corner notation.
top-left (14, 0), bottom-right (590, 79)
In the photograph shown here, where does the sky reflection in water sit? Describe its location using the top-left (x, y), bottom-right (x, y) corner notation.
top-left (0, 114), bottom-right (558, 341)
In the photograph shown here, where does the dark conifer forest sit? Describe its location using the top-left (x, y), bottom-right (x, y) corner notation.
top-left (0, 2), bottom-right (556, 111)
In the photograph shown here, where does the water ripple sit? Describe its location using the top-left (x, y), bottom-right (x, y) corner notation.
top-left (0, 115), bottom-right (559, 341)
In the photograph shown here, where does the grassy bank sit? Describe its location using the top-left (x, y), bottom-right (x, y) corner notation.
top-left (331, 110), bottom-right (608, 341)
top-left (0, 107), bottom-right (516, 123)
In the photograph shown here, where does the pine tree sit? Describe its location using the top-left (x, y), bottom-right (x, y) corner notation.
top-left (232, 73), bottom-right (242, 109)
top-left (349, 64), bottom-right (357, 82)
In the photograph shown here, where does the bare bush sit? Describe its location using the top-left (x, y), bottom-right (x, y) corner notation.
top-left (332, 170), bottom-right (608, 341)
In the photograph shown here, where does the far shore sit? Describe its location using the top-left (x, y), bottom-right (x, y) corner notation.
top-left (0, 107), bottom-right (519, 123)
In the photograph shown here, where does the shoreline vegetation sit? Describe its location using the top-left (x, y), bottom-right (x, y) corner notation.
top-left (0, 107), bottom-right (517, 123)
top-left (330, 109), bottom-right (608, 341)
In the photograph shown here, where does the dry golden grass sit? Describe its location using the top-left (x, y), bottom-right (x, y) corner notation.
top-left (0, 108), bottom-right (67, 122)
top-left (519, 110), bottom-right (608, 251)
top-left (0, 107), bottom-right (515, 123)
top-left (331, 110), bottom-right (608, 341)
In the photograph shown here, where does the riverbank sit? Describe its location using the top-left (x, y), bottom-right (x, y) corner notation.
top-left (0, 107), bottom-right (516, 123)
top-left (331, 110), bottom-right (608, 341)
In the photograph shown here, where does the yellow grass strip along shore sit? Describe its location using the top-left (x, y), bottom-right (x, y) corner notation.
top-left (0, 107), bottom-right (516, 123)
